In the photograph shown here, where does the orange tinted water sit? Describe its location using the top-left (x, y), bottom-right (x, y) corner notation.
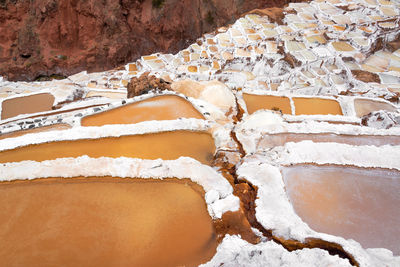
top-left (81, 95), bottom-right (204, 126)
top-left (258, 133), bottom-right (400, 148)
top-left (0, 130), bottom-right (215, 165)
top-left (283, 165), bottom-right (400, 254)
top-left (293, 97), bottom-right (343, 115)
top-left (1, 93), bottom-right (55, 120)
top-left (243, 93), bottom-right (292, 114)
top-left (0, 177), bottom-right (217, 267)
top-left (0, 124), bottom-right (71, 140)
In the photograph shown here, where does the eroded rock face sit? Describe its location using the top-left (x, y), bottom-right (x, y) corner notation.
top-left (127, 72), bottom-right (171, 98)
top-left (0, 0), bottom-right (302, 81)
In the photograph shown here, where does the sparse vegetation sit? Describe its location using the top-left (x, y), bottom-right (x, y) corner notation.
top-left (152, 0), bottom-right (165, 9)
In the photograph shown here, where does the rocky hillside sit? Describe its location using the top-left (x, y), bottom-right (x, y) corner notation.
top-left (0, 0), bottom-right (302, 81)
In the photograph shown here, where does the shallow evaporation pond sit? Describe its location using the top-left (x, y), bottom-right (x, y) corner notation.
top-left (0, 177), bottom-right (217, 266)
top-left (0, 130), bottom-right (215, 165)
top-left (282, 164), bottom-right (400, 254)
top-left (258, 133), bottom-right (400, 148)
top-left (81, 95), bottom-right (204, 126)
top-left (0, 104), bottom-right (107, 126)
top-left (242, 94), bottom-right (292, 114)
top-left (354, 99), bottom-right (397, 117)
top-left (1, 93), bottom-right (55, 120)
top-left (0, 124), bottom-right (71, 140)
top-left (292, 97), bottom-right (343, 115)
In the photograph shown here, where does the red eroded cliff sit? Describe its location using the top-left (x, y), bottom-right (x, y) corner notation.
top-left (0, 0), bottom-right (301, 81)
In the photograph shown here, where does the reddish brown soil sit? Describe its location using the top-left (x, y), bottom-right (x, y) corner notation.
top-left (351, 70), bottom-right (381, 83)
top-left (0, 0), bottom-right (304, 81)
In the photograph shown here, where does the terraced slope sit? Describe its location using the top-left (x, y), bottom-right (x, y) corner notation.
top-left (0, 0), bottom-right (400, 266)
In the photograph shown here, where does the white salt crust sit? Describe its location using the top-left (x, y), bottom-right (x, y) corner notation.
top-left (201, 235), bottom-right (352, 267)
top-left (0, 119), bottom-right (213, 151)
top-left (273, 141), bottom-right (400, 171)
top-left (0, 156), bottom-right (239, 219)
top-left (236, 110), bottom-right (400, 154)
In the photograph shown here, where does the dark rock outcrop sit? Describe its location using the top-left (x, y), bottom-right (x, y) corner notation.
top-left (127, 72), bottom-right (171, 98)
top-left (0, 0), bottom-right (302, 81)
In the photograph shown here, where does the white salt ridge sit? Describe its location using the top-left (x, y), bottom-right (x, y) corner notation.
top-left (236, 110), bottom-right (400, 153)
top-left (0, 97), bottom-right (113, 126)
top-left (274, 141), bottom-right (400, 171)
top-left (201, 235), bottom-right (352, 267)
top-left (0, 156), bottom-right (239, 219)
top-left (283, 114), bottom-right (361, 124)
top-left (237, 158), bottom-right (400, 267)
top-left (0, 119), bottom-right (213, 151)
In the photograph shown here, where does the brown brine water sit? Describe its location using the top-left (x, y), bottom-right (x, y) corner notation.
top-left (1, 93), bottom-right (55, 120)
top-left (0, 177), bottom-right (217, 267)
top-left (81, 95), bottom-right (204, 126)
top-left (292, 97), bottom-right (343, 115)
top-left (282, 164), bottom-right (400, 254)
top-left (243, 94), bottom-right (292, 114)
top-left (0, 130), bottom-right (215, 165)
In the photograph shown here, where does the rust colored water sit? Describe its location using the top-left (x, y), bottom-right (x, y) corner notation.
top-left (258, 133), bottom-right (400, 148)
top-left (1, 93), bottom-right (55, 120)
top-left (293, 97), bottom-right (343, 115)
top-left (354, 99), bottom-right (397, 117)
top-left (0, 177), bottom-right (217, 267)
top-left (243, 93), bottom-right (292, 114)
top-left (81, 95), bottom-right (204, 126)
top-left (282, 165), bottom-right (400, 254)
top-left (0, 130), bottom-right (215, 165)
top-left (0, 124), bottom-right (71, 140)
